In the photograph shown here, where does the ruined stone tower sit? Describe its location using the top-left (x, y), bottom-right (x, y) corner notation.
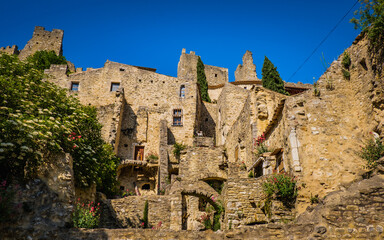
top-left (18, 26), bottom-right (64, 60)
top-left (235, 50), bottom-right (259, 81)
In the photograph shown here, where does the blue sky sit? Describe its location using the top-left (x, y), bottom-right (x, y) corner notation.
top-left (0, 0), bottom-right (361, 83)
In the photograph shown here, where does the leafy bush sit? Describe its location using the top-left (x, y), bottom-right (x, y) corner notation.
top-left (248, 171), bottom-right (254, 178)
top-left (342, 52), bottom-right (351, 69)
top-left (360, 137), bottom-right (384, 169)
top-left (145, 152), bottom-right (159, 163)
top-left (351, 0), bottom-right (384, 47)
top-left (173, 142), bottom-right (186, 158)
top-left (26, 50), bottom-right (67, 71)
top-left (342, 69), bottom-right (351, 80)
top-left (254, 133), bottom-right (270, 155)
top-left (263, 173), bottom-right (298, 207)
top-left (0, 52), bottom-right (119, 197)
top-left (72, 199), bottom-right (100, 228)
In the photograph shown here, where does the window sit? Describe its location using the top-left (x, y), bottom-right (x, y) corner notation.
top-left (71, 82), bottom-right (79, 91)
top-left (173, 109), bottom-right (183, 126)
top-left (141, 184), bottom-right (150, 190)
top-left (215, 74), bottom-right (218, 77)
top-left (110, 82), bottom-right (120, 92)
top-left (180, 85), bottom-right (185, 98)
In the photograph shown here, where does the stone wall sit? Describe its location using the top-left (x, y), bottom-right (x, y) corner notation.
top-left (216, 83), bottom-right (249, 146)
top-left (204, 64), bottom-right (228, 86)
top-left (0, 45), bottom-right (19, 55)
top-left (224, 173), bottom-right (294, 229)
top-left (19, 26), bottom-right (64, 60)
top-left (0, 153), bottom-right (75, 239)
top-left (179, 146), bottom-right (227, 181)
top-left (46, 61), bottom-right (200, 162)
top-left (223, 92), bottom-right (253, 168)
top-left (235, 50), bottom-right (258, 82)
top-left (199, 101), bottom-right (217, 138)
top-left (107, 195), bottom-right (176, 229)
top-left (177, 48), bottom-right (228, 88)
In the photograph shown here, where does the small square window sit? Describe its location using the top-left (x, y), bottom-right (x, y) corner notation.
top-left (111, 83), bottom-right (120, 92)
top-left (173, 109), bottom-right (183, 126)
top-left (71, 82), bottom-right (79, 91)
top-left (215, 74), bottom-right (218, 77)
top-left (173, 117), bottom-right (182, 126)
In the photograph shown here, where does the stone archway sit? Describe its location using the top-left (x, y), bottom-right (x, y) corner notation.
top-left (169, 180), bottom-right (223, 230)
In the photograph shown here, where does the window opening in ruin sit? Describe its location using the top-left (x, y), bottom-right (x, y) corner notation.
top-left (244, 87), bottom-right (247, 89)
top-left (119, 68), bottom-right (125, 71)
top-left (110, 82), bottom-right (120, 92)
top-left (173, 109), bottom-right (183, 126)
top-left (71, 82), bottom-right (79, 91)
top-left (215, 74), bottom-right (218, 77)
top-left (134, 146), bottom-right (144, 161)
top-left (180, 85), bottom-right (186, 98)
top-left (255, 162), bottom-right (263, 178)
top-left (198, 198), bottom-right (208, 211)
top-left (141, 184), bottom-right (150, 190)
top-left (275, 149), bottom-right (284, 173)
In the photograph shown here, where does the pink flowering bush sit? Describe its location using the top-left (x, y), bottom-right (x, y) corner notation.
top-left (254, 133), bottom-right (269, 155)
top-left (72, 199), bottom-right (100, 228)
top-left (263, 173), bottom-right (298, 207)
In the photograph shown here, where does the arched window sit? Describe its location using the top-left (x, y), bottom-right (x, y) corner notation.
top-left (180, 85), bottom-right (185, 98)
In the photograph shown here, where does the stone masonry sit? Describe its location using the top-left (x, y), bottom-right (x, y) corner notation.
top-left (1, 26), bottom-right (384, 240)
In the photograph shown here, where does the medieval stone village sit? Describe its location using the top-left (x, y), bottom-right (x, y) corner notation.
top-left (1, 22), bottom-right (384, 240)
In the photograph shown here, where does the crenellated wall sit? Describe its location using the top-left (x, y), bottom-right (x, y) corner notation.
top-left (19, 26), bottom-right (63, 60)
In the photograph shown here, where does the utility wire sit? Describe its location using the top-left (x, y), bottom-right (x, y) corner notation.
top-left (287, 0), bottom-right (360, 82)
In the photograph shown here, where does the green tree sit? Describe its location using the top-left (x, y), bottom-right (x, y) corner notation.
top-left (26, 50), bottom-right (67, 71)
top-left (197, 57), bottom-right (211, 102)
top-left (261, 56), bottom-right (288, 95)
top-left (0, 52), bottom-right (119, 197)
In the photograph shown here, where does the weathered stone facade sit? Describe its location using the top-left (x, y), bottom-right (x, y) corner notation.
top-left (18, 26), bottom-right (64, 60)
top-left (2, 26), bottom-right (384, 240)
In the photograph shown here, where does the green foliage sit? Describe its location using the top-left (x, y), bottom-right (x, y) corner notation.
top-left (26, 50), bottom-right (67, 71)
top-left (0, 53), bottom-right (119, 197)
top-left (255, 133), bottom-right (270, 156)
top-left (143, 200), bottom-right (149, 228)
top-left (351, 0), bottom-right (384, 46)
top-left (342, 69), bottom-right (351, 80)
top-left (173, 142), bottom-right (186, 158)
top-left (310, 194), bottom-right (320, 204)
top-left (146, 152), bottom-right (159, 163)
top-left (72, 199), bottom-right (100, 228)
top-left (360, 137), bottom-right (384, 169)
top-left (351, 1), bottom-right (384, 73)
top-left (248, 171), bottom-right (254, 178)
top-left (261, 56), bottom-right (288, 95)
top-left (342, 52), bottom-right (352, 69)
top-left (263, 173), bottom-right (298, 207)
top-left (212, 200), bottom-right (224, 231)
top-left (197, 57), bottom-right (211, 102)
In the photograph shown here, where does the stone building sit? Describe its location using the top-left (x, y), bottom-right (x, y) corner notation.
top-left (2, 27), bottom-right (384, 239)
